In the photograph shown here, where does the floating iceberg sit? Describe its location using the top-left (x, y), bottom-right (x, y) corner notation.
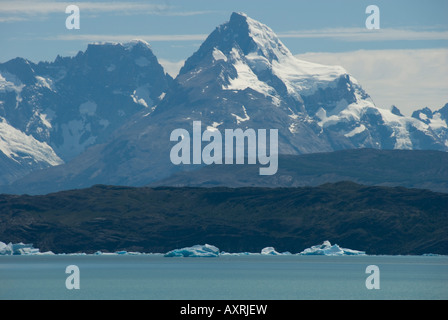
top-left (164, 244), bottom-right (220, 257)
top-left (0, 241), bottom-right (11, 255)
top-left (261, 247), bottom-right (291, 255)
top-left (1, 241), bottom-right (366, 256)
top-left (93, 250), bottom-right (147, 256)
top-left (0, 241), bottom-right (54, 255)
top-left (298, 241), bottom-right (365, 256)
top-left (221, 251), bottom-right (253, 256)
top-left (261, 247), bottom-right (280, 255)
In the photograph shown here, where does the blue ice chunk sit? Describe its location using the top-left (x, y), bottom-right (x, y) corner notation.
top-left (298, 241), bottom-right (366, 256)
top-left (164, 244), bottom-right (220, 257)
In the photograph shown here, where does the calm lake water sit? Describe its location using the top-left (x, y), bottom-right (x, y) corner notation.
top-left (0, 255), bottom-right (447, 300)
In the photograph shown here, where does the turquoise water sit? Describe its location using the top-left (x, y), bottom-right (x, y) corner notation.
top-left (1, 255), bottom-right (447, 300)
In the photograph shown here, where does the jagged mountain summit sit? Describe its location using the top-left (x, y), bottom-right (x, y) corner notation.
top-left (0, 40), bottom-right (172, 185)
top-left (173, 12), bottom-right (448, 153)
top-left (1, 12), bottom-right (447, 194)
top-left (412, 103), bottom-right (448, 148)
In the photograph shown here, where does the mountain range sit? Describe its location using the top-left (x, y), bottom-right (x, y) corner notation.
top-left (0, 12), bottom-right (447, 195)
top-left (0, 40), bottom-right (172, 186)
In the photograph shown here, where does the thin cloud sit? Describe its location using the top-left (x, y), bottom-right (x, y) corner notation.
top-left (44, 34), bottom-right (208, 42)
top-left (0, 1), bottom-right (212, 21)
top-left (158, 59), bottom-right (185, 77)
top-left (0, 16), bottom-right (27, 23)
top-left (279, 27), bottom-right (448, 42)
top-left (159, 10), bottom-right (217, 17)
top-left (295, 49), bottom-right (448, 115)
top-left (0, 1), bottom-right (166, 14)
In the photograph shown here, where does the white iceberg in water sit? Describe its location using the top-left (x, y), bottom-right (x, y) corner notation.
top-left (0, 241), bottom-right (10, 255)
top-left (221, 251), bottom-right (253, 256)
top-left (261, 247), bottom-right (280, 255)
top-left (0, 241), bottom-right (54, 255)
top-left (261, 247), bottom-right (292, 255)
top-left (298, 241), bottom-right (365, 256)
top-left (164, 244), bottom-right (220, 257)
top-left (1, 241), bottom-right (366, 256)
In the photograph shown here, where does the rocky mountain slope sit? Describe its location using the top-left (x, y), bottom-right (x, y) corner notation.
top-left (1, 12), bottom-right (446, 194)
top-left (0, 40), bottom-right (172, 185)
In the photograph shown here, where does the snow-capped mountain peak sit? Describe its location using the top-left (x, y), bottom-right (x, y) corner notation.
top-left (173, 12), bottom-right (448, 155)
top-left (180, 12), bottom-right (289, 75)
top-left (1, 12), bottom-right (447, 194)
top-left (0, 40), bottom-right (172, 184)
top-left (181, 12), bottom-right (354, 102)
top-left (228, 11), bottom-right (291, 61)
top-left (123, 39), bottom-right (152, 50)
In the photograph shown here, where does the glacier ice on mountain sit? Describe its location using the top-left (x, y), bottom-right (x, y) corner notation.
top-left (1, 12), bottom-right (447, 193)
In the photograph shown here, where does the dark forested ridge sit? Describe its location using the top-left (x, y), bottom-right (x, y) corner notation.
top-left (1, 182), bottom-right (447, 255)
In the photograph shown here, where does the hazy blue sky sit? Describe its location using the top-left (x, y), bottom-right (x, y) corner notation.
top-left (1, 0), bottom-right (447, 114)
